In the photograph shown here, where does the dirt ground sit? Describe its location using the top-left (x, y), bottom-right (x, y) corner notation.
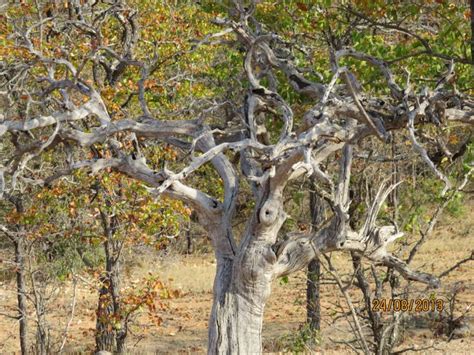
top-left (0, 196), bottom-right (473, 354)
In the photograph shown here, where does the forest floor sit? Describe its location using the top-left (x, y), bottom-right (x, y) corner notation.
top-left (0, 195), bottom-right (473, 354)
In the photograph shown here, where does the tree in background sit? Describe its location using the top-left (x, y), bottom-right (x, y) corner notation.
top-left (89, 172), bottom-right (186, 353)
top-left (306, 180), bottom-right (324, 333)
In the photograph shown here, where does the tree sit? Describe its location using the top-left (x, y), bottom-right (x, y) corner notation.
top-left (89, 173), bottom-right (184, 353)
top-left (1, 187), bottom-right (82, 355)
top-left (0, 195), bottom-right (28, 355)
top-left (306, 179), bottom-right (324, 333)
top-left (1, 1), bottom-right (473, 353)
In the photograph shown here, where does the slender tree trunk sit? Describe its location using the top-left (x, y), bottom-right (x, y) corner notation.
top-left (112, 253), bottom-right (125, 354)
top-left (32, 283), bottom-right (49, 355)
top-left (26, 247), bottom-right (50, 355)
top-left (186, 221), bottom-right (193, 254)
top-left (14, 237), bottom-right (28, 355)
top-left (95, 239), bottom-right (122, 353)
top-left (307, 260), bottom-right (321, 331)
top-left (95, 297), bottom-right (115, 352)
top-left (95, 211), bottom-right (124, 353)
top-left (307, 180), bottom-right (324, 331)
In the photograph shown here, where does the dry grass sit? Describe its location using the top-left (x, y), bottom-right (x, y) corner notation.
top-left (155, 255), bottom-right (216, 294)
top-left (0, 197), bottom-right (473, 353)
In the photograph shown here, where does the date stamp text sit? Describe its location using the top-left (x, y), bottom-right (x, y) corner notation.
top-left (372, 298), bottom-right (444, 313)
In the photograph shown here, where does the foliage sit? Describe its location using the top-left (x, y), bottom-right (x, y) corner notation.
top-left (274, 323), bottom-right (322, 353)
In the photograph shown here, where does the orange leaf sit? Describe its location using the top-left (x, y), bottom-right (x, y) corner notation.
top-left (296, 2), bottom-right (308, 11)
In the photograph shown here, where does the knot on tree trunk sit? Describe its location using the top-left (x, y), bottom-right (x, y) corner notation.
top-left (259, 199), bottom-right (280, 226)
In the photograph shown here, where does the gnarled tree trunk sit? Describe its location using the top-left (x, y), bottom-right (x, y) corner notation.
top-left (207, 189), bottom-right (285, 354)
top-left (207, 242), bottom-right (274, 354)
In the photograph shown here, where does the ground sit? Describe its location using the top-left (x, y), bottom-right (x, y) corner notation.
top-left (0, 195), bottom-right (473, 354)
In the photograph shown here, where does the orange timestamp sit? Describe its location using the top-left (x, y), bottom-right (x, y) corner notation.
top-left (372, 298), bottom-right (444, 312)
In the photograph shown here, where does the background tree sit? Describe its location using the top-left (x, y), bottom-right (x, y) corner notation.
top-left (306, 180), bottom-right (325, 333)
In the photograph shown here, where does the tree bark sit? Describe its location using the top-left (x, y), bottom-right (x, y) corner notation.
top-left (207, 252), bottom-right (273, 354)
top-left (14, 237), bottom-right (28, 355)
top-left (207, 216), bottom-right (277, 354)
top-left (95, 212), bottom-right (124, 353)
top-left (307, 259), bottom-right (321, 331)
top-left (307, 180), bottom-right (324, 331)
top-left (208, 286), bottom-right (268, 354)
top-left (95, 242), bottom-right (122, 353)
top-left (186, 220), bottom-right (193, 254)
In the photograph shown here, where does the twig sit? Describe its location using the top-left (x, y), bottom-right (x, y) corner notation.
top-left (342, 71), bottom-right (387, 142)
top-left (438, 251), bottom-right (474, 279)
top-left (392, 342), bottom-right (437, 354)
top-left (407, 168), bottom-right (473, 264)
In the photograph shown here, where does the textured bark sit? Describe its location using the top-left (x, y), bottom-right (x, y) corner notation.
top-left (14, 237), bottom-right (28, 355)
top-left (95, 212), bottom-right (125, 353)
top-left (208, 260), bottom-right (270, 354)
top-left (207, 203), bottom-right (279, 354)
top-left (307, 181), bottom-right (324, 331)
top-left (208, 289), bottom-right (268, 354)
top-left (207, 245), bottom-right (274, 354)
top-left (95, 247), bottom-right (122, 353)
top-left (307, 259), bottom-right (321, 331)
top-left (207, 254), bottom-right (235, 354)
